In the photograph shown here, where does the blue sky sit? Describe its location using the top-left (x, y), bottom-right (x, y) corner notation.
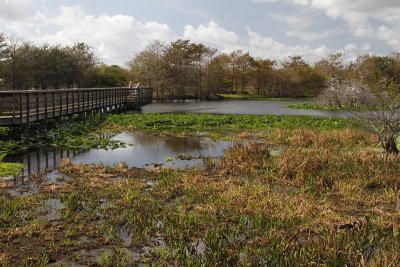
top-left (1, 0), bottom-right (400, 65)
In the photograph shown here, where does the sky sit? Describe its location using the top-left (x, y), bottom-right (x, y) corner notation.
top-left (1, 0), bottom-right (400, 66)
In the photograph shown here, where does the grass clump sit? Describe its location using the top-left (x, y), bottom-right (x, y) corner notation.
top-left (0, 154), bottom-right (23, 178)
top-left (1, 117), bottom-right (399, 265)
top-left (286, 102), bottom-right (369, 111)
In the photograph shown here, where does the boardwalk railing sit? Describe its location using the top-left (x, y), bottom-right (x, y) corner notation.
top-left (0, 87), bottom-right (153, 126)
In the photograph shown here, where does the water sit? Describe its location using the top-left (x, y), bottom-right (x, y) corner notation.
top-left (73, 132), bottom-right (231, 168)
top-left (4, 131), bottom-right (232, 178)
top-left (140, 99), bottom-right (350, 118)
top-left (3, 99), bottom-right (347, 181)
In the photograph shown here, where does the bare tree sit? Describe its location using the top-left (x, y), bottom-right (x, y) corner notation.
top-left (361, 80), bottom-right (400, 154)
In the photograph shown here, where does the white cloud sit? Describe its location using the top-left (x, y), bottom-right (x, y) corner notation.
top-left (361, 43), bottom-right (371, 51)
top-left (183, 20), bottom-right (239, 48)
top-left (257, 0), bottom-right (400, 51)
top-left (245, 28), bottom-right (331, 63)
top-left (287, 28), bottom-right (342, 42)
top-left (271, 14), bottom-right (311, 29)
top-left (345, 43), bottom-right (357, 51)
top-left (0, 0), bottom-right (38, 21)
top-left (1, 5), bottom-right (174, 65)
top-left (284, 0), bottom-right (400, 49)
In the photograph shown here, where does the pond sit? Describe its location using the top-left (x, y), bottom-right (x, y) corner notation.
top-left (4, 131), bottom-right (232, 178)
top-left (140, 99), bottom-right (351, 118)
top-left (3, 99), bottom-right (349, 181)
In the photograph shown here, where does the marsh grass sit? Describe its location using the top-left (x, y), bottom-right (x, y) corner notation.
top-left (286, 103), bottom-right (370, 111)
top-left (0, 127), bottom-right (399, 265)
top-left (0, 154), bottom-right (23, 178)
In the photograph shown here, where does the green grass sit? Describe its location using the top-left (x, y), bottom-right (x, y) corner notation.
top-left (286, 103), bottom-right (369, 111)
top-left (0, 154), bottom-right (23, 178)
top-left (0, 162), bottom-right (23, 178)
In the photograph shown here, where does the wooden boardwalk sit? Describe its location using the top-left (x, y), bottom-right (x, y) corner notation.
top-left (0, 87), bottom-right (153, 126)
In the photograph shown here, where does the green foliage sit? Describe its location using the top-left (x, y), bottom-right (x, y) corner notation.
top-left (62, 192), bottom-right (83, 212)
top-left (0, 162), bottom-right (23, 178)
top-left (0, 153), bottom-right (23, 177)
top-left (0, 116), bottom-right (125, 155)
top-left (106, 113), bottom-right (352, 133)
top-left (95, 64), bottom-right (128, 87)
top-left (0, 127), bottom-right (10, 137)
top-left (0, 198), bottom-right (20, 227)
top-left (286, 103), bottom-right (369, 111)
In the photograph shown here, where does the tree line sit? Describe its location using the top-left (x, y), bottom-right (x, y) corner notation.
top-left (127, 40), bottom-right (400, 101)
top-left (127, 39), bottom-right (326, 100)
top-left (1, 32), bottom-right (400, 101)
top-left (0, 33), bottom-right (128, 90)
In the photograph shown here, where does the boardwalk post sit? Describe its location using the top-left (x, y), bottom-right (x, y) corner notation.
top-left (19, 94), bottom-right (23, 124)
top-left (36, 92), bottom-right (39, 121)
top-left (45, 92), bottom-right (48, 119)
top-left (12, 93), bottom-right (16, 124)
top-left (26, 93), bottom-right (30, 124)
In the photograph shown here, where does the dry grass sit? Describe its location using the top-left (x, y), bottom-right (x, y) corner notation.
top-left (1, 127), bottom-right (400, 266)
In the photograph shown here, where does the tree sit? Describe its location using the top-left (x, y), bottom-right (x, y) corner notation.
top-left (163, 39), bottom-right (193, 100)
top-left (236, 52), bottom-right (253, 93)
top-left (190, 43), bottom-right (209, 99)
top-left (252, 58), bottom-right (275, 95)
top-left (0, 33), bottom-right (8, 60)
top-left (361, 80), bottom-right (400, 154)
top-left (65, 43), bottom-right (97, 88)
top-left (95, 64), bottom-right (128, 87)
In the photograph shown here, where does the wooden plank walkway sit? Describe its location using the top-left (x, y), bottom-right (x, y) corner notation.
top-left (0, 87), bottom-right (153, 126)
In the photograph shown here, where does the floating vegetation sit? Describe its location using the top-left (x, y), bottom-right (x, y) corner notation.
top-left (105, 113), bottom-right (352, 134)
top-left (0, 116), bottom-right (126, 155)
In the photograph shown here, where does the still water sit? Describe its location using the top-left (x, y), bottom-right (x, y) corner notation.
top-left (5, 131), bottom-right (231, 177)
top-left (5, 99), bottom-right (349, 179)
top-left (140, 99), bottom-right (350, 118)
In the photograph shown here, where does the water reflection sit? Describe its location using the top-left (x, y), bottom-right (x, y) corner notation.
top-left (4, 149), bottom-right (82, 177)
top-left (73, 132), bottom-right (231, 168)
top-left (4, 132), bottom-right (232, 179)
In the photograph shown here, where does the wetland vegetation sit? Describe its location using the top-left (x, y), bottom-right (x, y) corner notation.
top-left (1, 112), bottom-right (399, 266)
top-left (2, 32), bottom-right (400, 266)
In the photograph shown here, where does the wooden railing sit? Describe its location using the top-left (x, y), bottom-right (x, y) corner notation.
top-left (0, 87), bottom-right (153, 126)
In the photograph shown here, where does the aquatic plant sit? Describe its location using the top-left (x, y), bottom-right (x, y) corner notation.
top-left (0, 154), bottom-right (23, 178)
top-left (1, 122), bottom-right (399, 266)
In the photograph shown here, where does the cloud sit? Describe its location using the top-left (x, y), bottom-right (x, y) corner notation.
top-left (345, 43), bottom-right (357, 51)
top-left (0, 0), bottom-right (38, 21)
top-left (287, 28), bottom-right (342, 42)
top-left (1, 5), bottom-right (174, 65)
top-left (258, 0), bottom-right (400, 52)
top-left (183, 20), bottom-right (239, 48)
top-left (245, 28), bottom-right (331, 63)
top-left (271, 14), bottom-right (311, 29)
top-left (361, 43), bottom-right (371, 51)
